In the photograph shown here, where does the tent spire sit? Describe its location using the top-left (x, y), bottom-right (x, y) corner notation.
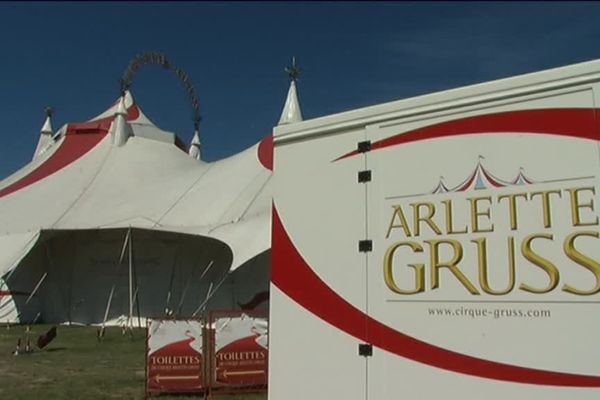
top-left (278, 57), bottom-right (303, 125)
top-left (33, 107), bottom-right (55, 160)
top-left (188, 124), bottom-right (202, 160)
top-left (111, 95), bottom-right (132, 147)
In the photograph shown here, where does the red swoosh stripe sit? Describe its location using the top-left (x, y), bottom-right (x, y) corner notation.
top-left (257, 135), bottom-right (274, 171)
top-left (272, 206), bottom-right (600, 386)
top-left (0, 105), bottom-right (140, 199)
top-left (336, 108), bottom-right (598, 161)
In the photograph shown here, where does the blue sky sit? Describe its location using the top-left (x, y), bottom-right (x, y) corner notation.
top-left (1, 2), bottom-right (600, 178)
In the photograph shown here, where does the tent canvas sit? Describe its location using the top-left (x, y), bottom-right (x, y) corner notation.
top-left (0, 91), bottom-right (274, 325)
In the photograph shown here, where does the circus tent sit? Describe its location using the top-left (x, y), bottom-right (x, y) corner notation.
top-left (0, 81), bottom-right (301, 325)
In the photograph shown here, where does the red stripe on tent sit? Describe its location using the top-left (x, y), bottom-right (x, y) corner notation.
top-left (0, 290), bottom-right (29, 297)
top-left (127, 104), bottom-right (140, 121)
top-left (272, 206), bottom-right (600, 386)
top-left (0, 106), bottom-right (140, 199)
top-left (258, 135), bottom-right (273, 171)
top-left (0, 132), bottom-right (107, 198)
top-left (335, 108), bottom-right (598, 161)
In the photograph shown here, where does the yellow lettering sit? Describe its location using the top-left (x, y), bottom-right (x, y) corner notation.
top-left (519, 234), bottom-right (559, 294)
top-left (468, 196), bottom-right (494, 233)
top-left (497, 193), bottom-right (528, 230)
top-left (383, 241), bottom-right (425, 294)
top-left (442, 199), bottom-right (468, 235)
top-left (567, 187), bottom-right (599, 226)
top-left (563, 231), bottom-right (600, 295)
top-left (385, 205), bottom-right (412, 238)
top-left (411, 202), bottom-right (442, 236)
top-left (427, 239), bottom-right (479, 295)
top-left (530, 189), bottom-right (561, 229)
top-left (473, 237), bottom-right (516, 295)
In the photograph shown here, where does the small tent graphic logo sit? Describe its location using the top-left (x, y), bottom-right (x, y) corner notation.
top-left (430, 156), bottom-right (534, 194)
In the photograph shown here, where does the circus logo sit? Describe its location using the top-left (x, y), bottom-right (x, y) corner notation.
top-left (382, 157), bottom-right (600, 298)
top-left (430, 156), bottom-right (534, 195)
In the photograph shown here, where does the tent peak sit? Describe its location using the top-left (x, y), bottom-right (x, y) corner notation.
top-left (123, 90), bottom-right (135, 108)
top-left (278, 57), bottom-right (303, 125)
top-left (116, 95), bottom-right (128, 117)
top-left (111, 95), bottom-right (133, 146)
top-left (278, 80), bottom-right (303, 125)
top-left (188, 129), bottom-right (201, 160)
top-left (277, 57), bottom-right (302, 125)
top-left (33, 107), bottom-right (55, 160)
top-left (41, 107), bottom-right (54, 135)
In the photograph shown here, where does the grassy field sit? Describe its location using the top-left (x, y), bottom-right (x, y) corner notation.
top-left (0, 324), bottom-right (266, 400)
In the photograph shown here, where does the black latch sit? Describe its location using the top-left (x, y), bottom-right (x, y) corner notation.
top-left (359, 343), bottom-right (373, 357)
top-left (358, 240), bottom-right (372, 253)
top-left (357, 140), bottom-right (371, 153)
top-left (358, 170), bottom-right (372, 183)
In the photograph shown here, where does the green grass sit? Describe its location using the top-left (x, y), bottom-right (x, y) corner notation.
top-left (0, 324), bottom-right (266, 400)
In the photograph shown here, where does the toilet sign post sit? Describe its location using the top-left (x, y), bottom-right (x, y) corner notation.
top-left (146, 319), bottom-right (204, 396)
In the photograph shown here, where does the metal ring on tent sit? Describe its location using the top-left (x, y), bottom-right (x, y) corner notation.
top-left (120, 51), bottom-right (202, 131)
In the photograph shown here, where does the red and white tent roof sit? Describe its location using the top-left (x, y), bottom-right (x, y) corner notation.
top-left (0, 90), bottom-right (275, 279)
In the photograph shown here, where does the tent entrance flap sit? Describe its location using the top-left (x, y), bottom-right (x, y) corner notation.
top-left (4, 228), bottom-right (236, 324)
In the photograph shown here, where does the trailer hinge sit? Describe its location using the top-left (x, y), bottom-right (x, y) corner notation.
top-left (357, 140), bottom-right (371, 153)
top-left (359, 343), bottom-right (373, 357)
top-left (358, 170), bottom-right (372, 183)
top-left (358, 240), bottom-right (372, 253)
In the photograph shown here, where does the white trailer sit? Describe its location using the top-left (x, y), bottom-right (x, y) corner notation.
top-left (270, 59), bottom-right (600, 399)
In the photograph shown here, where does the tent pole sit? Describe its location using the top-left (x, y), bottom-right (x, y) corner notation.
top-left (185, 260), bottom-right (214, 316)
top-left (134, 284), bottom-right (141, 329)
top-left (132, 286), bottom-right (141, 328)
top-left (187, 260), bottom-right (213, 317)
top-left (164, 255), bottom-right (177, 316)
top-left (119, 228), bottom-right (131, 265)
top-left (175, 265), bottom-right (196, 316)
top-left (128, 227), bottom-right (133, 332)
top-left (101, 284), bottom-right (115, 335)
top-left (25, 272), bottom-right (48, 305)
top-left (130, 229), bottom-right (142, 329)
top-left (192, 281), bottom-right (213, 317)
top-left (197, 260), bottom-right (214, 283)
top-left (192, 268), bottom-right (228, 317)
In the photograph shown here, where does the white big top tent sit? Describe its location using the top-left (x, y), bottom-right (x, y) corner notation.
top-left (0, 81), bottom-right (302, 326)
